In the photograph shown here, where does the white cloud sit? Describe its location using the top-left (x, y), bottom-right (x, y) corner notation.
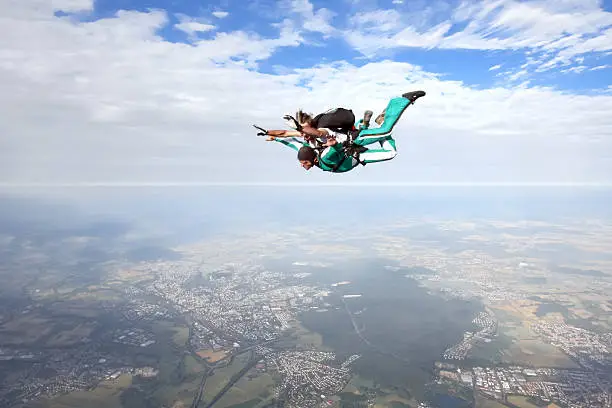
top-left (287, 0), bottom-right (336, 35)
top-left (505, 68), bottom-right (529, 81)
top-left (1, 2), bottom-right (612, 186)
top-left (342, 0), bottom-right (612, 74)
top-left (174, 13), bottom-right (216, 37)
top-left (489, 64), bottom-right (502, 71)
top-left (52, 0), bottom-right (94, 13)
top-left (345, 22), bottom-right (452, 57)
top-left (175, 21), bottom-right (216, 35)
top-left (349, 10), bottom-right (402, 34)
top-left (194, 20), bottom-right (303, 66)
top-left (212, 11), bottom-right (229, 19)
top-left (561, 65), bottom-right (587, 74)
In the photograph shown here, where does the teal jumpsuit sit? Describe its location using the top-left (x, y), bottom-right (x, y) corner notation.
top-left (274, 95), bottom-right (412, 173)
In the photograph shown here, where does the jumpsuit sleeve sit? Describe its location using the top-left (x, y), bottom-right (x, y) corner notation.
top-left (273, 137), bottom-right (307, 151)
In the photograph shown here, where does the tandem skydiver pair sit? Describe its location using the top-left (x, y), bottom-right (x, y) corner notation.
top-left (253, 90), bottom-right (426, 173)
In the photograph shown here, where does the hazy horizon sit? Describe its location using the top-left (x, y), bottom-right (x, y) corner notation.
top-left (2, 185), bottom-right (611, 249)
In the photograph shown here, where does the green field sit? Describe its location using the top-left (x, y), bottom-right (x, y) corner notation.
top-left (502, 340), bottom-right (579, 368)
top-left (147, 353), bottom-right (208, 407)
top-left (0, 312), bottom-right (56, 346)
top-left (291, 320), bottom-right (329, 350)
top-left (201, 352), bottom-right (253, 403)
top-left (45, 321), bottom-right (98, 347)
top-left (507, 395), bottom-right (553, 408)
top-left (37, 374), bottom-right (133, 408)
top-left (374, 394), bottom-right (415, 408)
top-left (171, 326), bottom-right (190, 347)
top-left (475, 394), bottom-right (510, 408)
top-left (123, 320), bottom-right (205, 407)
top-left (213, 371), bottom-right (276, 408)
top-left (151, 374), bottom-right (206, 407)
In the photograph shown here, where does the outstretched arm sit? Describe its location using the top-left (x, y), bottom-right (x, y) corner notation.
top-left (266, 127), bottom-right (329, 138)
top-left (266, 129), bottom-right (303, 137)
top-left (266, 127), bottom-right (330, 144)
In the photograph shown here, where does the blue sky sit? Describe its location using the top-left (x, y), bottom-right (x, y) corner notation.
top-left (2, 0), bottom-right (612, 187)
top-left (57, 0), bottom-right (612, 90)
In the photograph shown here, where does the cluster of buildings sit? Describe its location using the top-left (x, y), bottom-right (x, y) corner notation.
top-left (133, 367), bottom-right (159, 378)
top-left (126, 259), bottom-right (362, 406)
top-left (1, 256), bottom-right (336, 407)
top-left (437, 364), bottom-right (612, 408)
top-left (398, 239), bottom-right (611, 407)
top-left (268, 350), bottom-right (355, 408)
top-left (403, 254), bottom-right (527, 304)
top-left (120, 298), bottom-right (175, 321)
top-left (340, 354), bottom-right (360, 370)
top-left (433, 278), bottom-right (528, 303)
top-left (137, 261), bottom-right (328, 350)
top-left (443, 311), bottom-right (497, 360)
top-left (0, 346), bottom-right (153, 406)
top-left (188, 320), bottom-right (216, 351)
top-left (532, 319), bottom-right (611, 369)
top-left (111, 328), bottom-right (156, 348)
top-left (6, 223), bottom-right (607, 408)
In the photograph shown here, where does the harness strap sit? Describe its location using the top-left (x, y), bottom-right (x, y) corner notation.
top-left (312, 128), bottom-right (368, 171)
top-left (346, 145), bottom-right (367, 167)
top-left (342, 133), bottom-right (368, 167)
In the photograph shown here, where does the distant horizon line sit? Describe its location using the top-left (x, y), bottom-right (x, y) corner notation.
top-left (1, 181), bottom-right (612, 188)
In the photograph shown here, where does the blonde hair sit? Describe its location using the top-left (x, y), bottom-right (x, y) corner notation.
top-left (296, 110), bottom-right (314, 126)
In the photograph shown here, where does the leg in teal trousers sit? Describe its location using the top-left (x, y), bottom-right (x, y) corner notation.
top-left (350, 90), bottom-right (425, 165)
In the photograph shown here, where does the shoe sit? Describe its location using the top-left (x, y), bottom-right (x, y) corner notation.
top-left (363, 110), bottom-right (373, 128)
top-left (402, 90), bottom-right (426, 103)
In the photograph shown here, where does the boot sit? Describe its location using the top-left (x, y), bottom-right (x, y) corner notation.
top-left (402, 90), bottom-right (426, 104)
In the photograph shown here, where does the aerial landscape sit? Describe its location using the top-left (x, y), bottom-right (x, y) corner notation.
top-left (2, 0), bottom-right (612, 406)
top-left (0, 189), bottom-right (610, 408)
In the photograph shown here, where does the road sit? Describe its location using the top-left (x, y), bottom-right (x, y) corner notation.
top-left (190, 367), bottom-right (210, 408)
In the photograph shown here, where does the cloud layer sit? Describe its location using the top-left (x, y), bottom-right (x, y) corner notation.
top-left (345, 0), bottom-right (612, 73)
top-left (1, 0), bottom-right (611, 186)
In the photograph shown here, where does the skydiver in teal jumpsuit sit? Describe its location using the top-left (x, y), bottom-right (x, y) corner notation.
top-left (261, 90), bottom-right (425, 173)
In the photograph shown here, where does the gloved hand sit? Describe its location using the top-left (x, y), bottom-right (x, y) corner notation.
top-left (253, 124), bottom-right (268, 136)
